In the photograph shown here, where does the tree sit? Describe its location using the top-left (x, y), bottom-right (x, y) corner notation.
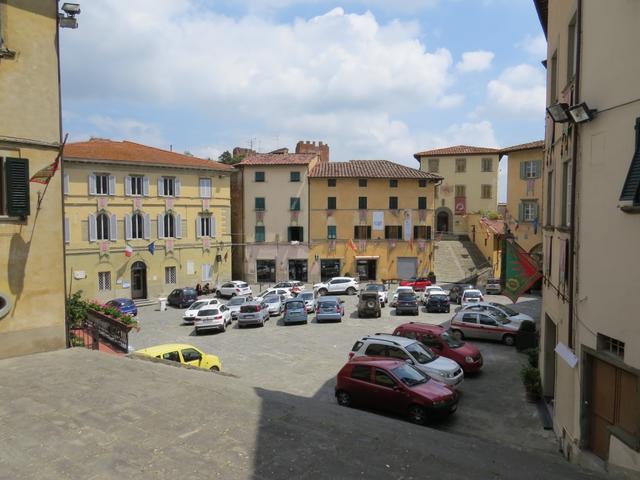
top-left (218, 150), bottom-right (245, 165)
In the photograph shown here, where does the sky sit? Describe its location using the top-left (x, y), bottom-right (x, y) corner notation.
top-left (59, 0), bottom-right (547, 202)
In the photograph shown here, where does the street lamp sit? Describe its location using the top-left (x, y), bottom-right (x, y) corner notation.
top-left (546, 103), bottom-right (570, 123)
top-left (59, 3), bottom-right (81, 29)
top-left (568, 102), bottom-right (598, 124)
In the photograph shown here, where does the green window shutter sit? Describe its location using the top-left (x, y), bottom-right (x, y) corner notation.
top-left (287, 227), bottom-right (292, 242)
top-left (5, 158), bottom-right (30, 217)
top-left (533, 202), bottom-right (539, 219)
top-left (519, 161), bottom-right (526, 179)
top-left (535, 160), bottom-right (542, 178)
top-left (518, 202), bottom-right (524, 222)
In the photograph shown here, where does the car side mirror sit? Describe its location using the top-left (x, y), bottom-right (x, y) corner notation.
top-left (405, 359), bottom-right (414, 365)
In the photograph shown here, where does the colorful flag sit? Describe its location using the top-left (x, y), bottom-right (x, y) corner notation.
top-left (346, 238), bottom-right (358, 253)
top-left (533, 217), bottom-right (539, 235)
top-left (29, 158), bottom-right (60, 184)
top-left (124, 244), bottom-right (133, 257)
top-left (503, 239), bottom-right (542, 303)
top-left (148, 242), bottom-right (155, 255)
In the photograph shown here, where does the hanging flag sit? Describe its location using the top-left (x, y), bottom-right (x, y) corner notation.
top-left (346, 238), bottom-right (358, 253)
top-left (124, 244), bottom-right (133, 257)
top-left (503, 239), bottom-right (542, 303)
top-left (29, 157), bottom-right (60, 184)
top-left (148, 242), bottom-right (155, 255)
top-left (533, 217), bottom-right (539, 235)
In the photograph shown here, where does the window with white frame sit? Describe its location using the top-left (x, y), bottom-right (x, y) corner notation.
top-left (481, 158), bottom-right (493, 172)
top-left (165, 266), bottom-right (177, 284)
top-left (98, 271), bottom-right (112, 291)
top-left (198, 215), bottom-right (212, 237)
top-left (96, 213), bottom-right (110, 240)
top-left (95, 174), bottom-right (109, 195)
top-left (160, 177), bottom-right (176, 196)
top-left (199, 178), bottom-right (212, 198)
top-left (455, 158), bottom-right (466, 173)
top-left (522, 160), bottom-right (540, 179)
top-left (131, 213), bottom-right (144, 239)
top-left (427, 158), bottom-right (439, 173)
top-left (521, 201), bottom-right (538, 222)
top-left (201, 264), bottom-right (212, 282)
top-left (129, 176), bottom-right (144, 196)
top-left (481, 184), bottom-right (492, 199)
top-left (164, 213), bottom-right (176, 238)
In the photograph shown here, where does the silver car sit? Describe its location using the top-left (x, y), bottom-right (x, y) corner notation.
top-left (297, 291), bottom-right (316, 313)
top-left (226, 295), bottom-right (253, 320)
top-left (315, 296), bottom-right (344, 323)
top-left (237, 301), bottom-right (270, 328)
top-left (263, 294), bottom-right (285, 316)
top-left (450, 310), bottom-right (519, 346)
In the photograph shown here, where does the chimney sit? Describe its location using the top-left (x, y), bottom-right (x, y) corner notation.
top-left (295, 140), bottom-right (330, 163)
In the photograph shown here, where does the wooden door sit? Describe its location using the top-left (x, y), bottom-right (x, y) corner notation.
top-left (590, 357), bottom-right (616, 460)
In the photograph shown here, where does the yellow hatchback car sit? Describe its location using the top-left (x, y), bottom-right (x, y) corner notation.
top-left (134, 343), bottom-right (222, 372)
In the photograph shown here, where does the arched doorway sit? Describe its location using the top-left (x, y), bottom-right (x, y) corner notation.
top-left (436, 208), bottom-right (451, 233)
top-left (131, 261), bottom-right (147, 299)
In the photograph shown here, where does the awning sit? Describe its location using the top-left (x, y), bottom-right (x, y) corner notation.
top-left (355, 256), bottom-right (379, 260)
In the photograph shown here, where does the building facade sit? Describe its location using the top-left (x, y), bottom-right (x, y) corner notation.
top-left (63, 139), bottom-right (234, 302)
top-left (502, 140), bottom-right (544, 258)
top-left (414, 145), bottom-right (500, 235)
top-left (0, 1), bottom-right (66, 358)
top-left (536, 0), bottom-right (640, 473)
top-left (308, 160), bottom-right (441, 283)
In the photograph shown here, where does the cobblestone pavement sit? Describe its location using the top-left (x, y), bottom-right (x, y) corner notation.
top-left (130, 289), bottom-right (556, 454)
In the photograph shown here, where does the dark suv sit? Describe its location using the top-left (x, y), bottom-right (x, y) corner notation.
top-left (357, 292), bottom-right (381, 318)
top-left (425, 293), bottom-right (450, 313)
top-left (167, 288), bottom-right (198, 308)
top-left (395, 292), bottom-right (419, 316)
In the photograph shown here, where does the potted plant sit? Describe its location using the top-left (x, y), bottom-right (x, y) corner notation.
top-left (521, 365), bottom-right (542, 402)
top-left (516, 320), bottom-right (538, 351)
top-left (86, 301), bottom-right (139, 353)
top-left (522, 347), bottom-right (539, 368)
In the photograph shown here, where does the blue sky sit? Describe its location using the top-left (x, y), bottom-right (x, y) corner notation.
top-left (60, 0), bottom-right (547, 201)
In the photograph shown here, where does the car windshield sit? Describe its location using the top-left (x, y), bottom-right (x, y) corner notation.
top-left (240, 304), bottom-right (259, 313)
top-left (300, 293), bottom-right (314, 300)
top-left (365, 284), bottom-right (382, 291)
top-left (430, 294), bottom-right (448, 300)
top-left (493, 303), bottom-right (518, 316)
top-left (228, 297), bottom-right (245, 306)
top-left (406, 342), bottom-right (436, 364)
top-left (318, 301), bottom-right (337, 309)
top-left (264, 295), bottom-right (279, 303)
top-left (257, 290), bottom-right (270, 298)
top-left (494, 315), bottom-right (511, 325)
top-left (391, 364), bottom-right (429, 387)
top-left (199, 309), bottom-right (219, 316)
top-left (237, 283), bottom-right (249, 288)
top-left (189, 301), bottom-right (207, 310)
top-left (465, 291), bottom-right (482, 298)
top-left (398, 293), bottom-right (416, 301)
top-left (287, 301), bottom-right (305, 310)
top-left (442, 330), bottom-right (464, 348)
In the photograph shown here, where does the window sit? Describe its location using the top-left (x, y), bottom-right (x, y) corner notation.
top-left (427, 158), bottom-right (439, 173)
top-left (290, 171), bottom-right (301, 182)
top-left (131, 213), bottom-right (144, 239)
top-left (162, 351), bottom-right (180, 362)
top-left (98, 271), bottom-right (111, 291)
top-left (129, 176), bottom-right (144, 196)
top-left (327, 225), bottom-right (337, 239)
top-left (520, 201), bottom-right (538, 222)
top-left (619, 117), bottom-right (640, 210)
top-left (199, 178), bottom-right (212, 198)
top-left (455, 158), bottom-right (466, 173)
top-left (597, 334), bottom-right (625, 359)
top-left (455, 185), bottom-right (466, 197)
top-left (550, 51), bottom-right (558, 104)
top-left (413, 225), bottom-right (431, 240)
top-left (201, 264), bottom-right (212, 282)
top-left (255, 226), bottom-right (265, 242)
top-left (255, 171), bottom-right (265, 182)
top-left (158, 212), bottom-right (180, 239)
top-left (328, 178), bottom-right (336, 187)
top-left (562, 160), bottom-right (572, 226)
top-left (351, 365), bottom-right (371, 382)
top-left (481, 158), bottom-right (493, 172)
top-left (434, 185), bottom-right (439, 199)
top-left (388, 196), bottom-right (398, 210)
top-left (358, 179), bottom-right (367, 187)
top-left (546, 171), bottom-right (554, 226)
top-left (165, 266), bottom-right (176, 284)
top-left (364, 344), bottom-right (386, 356)
top-left (95, 174), bottom-right (109, 195)
top-left (181, 348), bottom-right (202, 362)
top-left (418, 197), bottom-right (427, 210)
top-left (374, 369), bottom-right (396, 388)
top-left (320, 259), bottom-right (340, 281)
top-left (290, 197), bottom-right (301, 211)
top-left (0, 157), bottom-right (30, 217)
top-left (198, 215), bottom-right (212, 237)
top-left (567, 14), bottom-right (577, 83)
top-left (288, 226), bottom-right (303, 242)
top-left (164, 213), bottom-right (176, 238)
top-left (353, 225), bottom-right (371, 239)
top-left (327, 197), bottom-right (336, 210)
top-left (96, 213), bottom-right (110, 240)
top-left (462, 313), bottom-right (477, 324)
top-left (159, 177), bottom-right (176, 197)
top-left (384, 225), bottom-right (402, 240)
top-left (521, 160), bottom-right (541, 179)
top-left (479, 315), bottom-right (497, 326)
top-left (255, 197), bottom-right (265, 211)
top-left (257, 259), bottom-right (276, 283)
top-left (418, 179), bottom-right (427, 188)
top-left (389, 179), bottom-right (398, 188)
top-left (358, 197), bottom-right (367, 209)
top-left (481, 185), bottom-right (492, 199)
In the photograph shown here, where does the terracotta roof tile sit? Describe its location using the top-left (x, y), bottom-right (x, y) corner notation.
top-left (480, 218), bottom-right (505, 236)
top-left (64, 139), bottom-right (234, 172)
top-left (413, 145), bottom-right (500, 160)
top-left (238, 153), bottom-right (317, 166)
top-left (499, 140), bottom-right (544, 155)
top-left (309, 160), bottom-right (442, 180)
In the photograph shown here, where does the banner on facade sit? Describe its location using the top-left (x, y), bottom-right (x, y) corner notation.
top-left (403, 210), bottom-right (412, 241)
top-left (503, 238), bottom-right (542, 303)
top-left (454, 196), bottom-right (466, 215)
top-left (372, 211), bottom-right (384, 230)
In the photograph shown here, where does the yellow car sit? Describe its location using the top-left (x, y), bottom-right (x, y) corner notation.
top-left (134, 343), bottom-right (222, 372)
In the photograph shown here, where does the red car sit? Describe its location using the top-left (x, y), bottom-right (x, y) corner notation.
top-left (392, 322), bottom-right (483, 374)
top-left (335, 358), bottom-right (458, 424)
top-left (399, 277), bottom-right (432, 291)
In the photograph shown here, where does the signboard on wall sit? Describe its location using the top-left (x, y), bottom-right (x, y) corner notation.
top-left (403, 210), bottom-right (412, 241)
top-left (454, 196), bottom-right (466, 215)
top-left (372, 211), bottom-right (384, 230)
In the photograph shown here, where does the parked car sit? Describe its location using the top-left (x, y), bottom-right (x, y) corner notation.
top-left (349, 334), bottom-right (464, 386)
top-left (420, 286), bottom-right (446, 305)
top-left (399, 276), bottom-right (432, 291)
top-left (362, 283), bottom-right (388, 306)
top-left (315, 296), bottom-right (345, 323)
top-left (450, 310), bottom-right (519, 346)
top-left (263, 294), bottom-right (285, 316)
top-left (314, 277), bottom-right (359, 296)
top-left (167, 288), bottom-right (199, 308)
top-left (194, 305), bottom-right (232, 334)
top-left (255, 288), bottom-right (292, 302)
top-left (357, 292), bottom-right (382, 318)
top-left (134, 343), bottom-right (222, 371)
top-left (461, 289), bottom-right (484, 306)
top-left (182, 298), bottom-right (222, 324)
top-left (273, 281), bottom-right (305, 294)
top-left (390, 286), bottom-right (414, 307)
top-left (217, 281), bottom-right (252, 298)
top-left (225, 295), bottom-right (253, 320)
top-left (392, 323), bottom-right (483, 374)
top-left (297, 291), bottom-right (316, 313)
top-left (282, 299), bottom-right (308, 325)
top-left (488, 302), bottom-right (535, 324)
top-left (485, 278), bottom-right (501, 295)
top-left (448, 284), bottom-right (473, 304)
top-left (395, 292), bottom-right (419, 316)
top-left (237, 301), bottom-right (270, 328)
top-left (105, 298), bottom-right (138, 316)
top-left (335, 358), bottom-right (458, 424)
top-left (424, 293), bottom-right (450, 313)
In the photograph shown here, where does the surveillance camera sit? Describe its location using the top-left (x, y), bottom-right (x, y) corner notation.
top-left (61, 3), bottom-right (81, 15)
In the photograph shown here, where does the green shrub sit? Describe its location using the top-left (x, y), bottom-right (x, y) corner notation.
top-left (522, 347), bottom-right (539, 367)
top-left (520, 365), bottom-right (541, 394)
top-left (518, 320), bottom-right (536, 333)
top-left (66, 291), bottom-right (88, 328)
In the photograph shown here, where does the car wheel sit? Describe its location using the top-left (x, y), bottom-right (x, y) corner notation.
top-left (451, 329), bottom-right (464, 340)
top-left (346, 287), bottom-right (357, 295)
top-left (446, 307), bottom-right (450, 313)
top-left (231, 293), bottom-right (236, 298)
top-left (318, 288), bottom-right (328, 296)
top-left (376, 311), bottom-right (381, 318)
top-left (210, 366), bottom-right (220, 372)
top-left (194, 328), bottom-right (199, 335)
top-left (336, 390), bottom-right (351, 407)
top-left (408, 405), bottom-right (427, 425)
top-left (503, 334), bottom-right (515, 347)
top-left (221, 322), bottom-right (226, 332)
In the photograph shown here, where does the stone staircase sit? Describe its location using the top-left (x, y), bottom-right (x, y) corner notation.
top-left (433, 237), bottom-right (492, 284)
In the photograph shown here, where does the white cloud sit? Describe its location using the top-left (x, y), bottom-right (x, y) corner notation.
top-left (87, 115), bottom-right (166, 147)
top-left (518, 33), bottom-right (547, 58)
top-left (456, 50), bottom-right (494, 73)
top-left (487, 64), bottom-right (546, 117)
top-left (436, 94), bottom-right (465, 109)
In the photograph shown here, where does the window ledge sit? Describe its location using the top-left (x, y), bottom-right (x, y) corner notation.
top-left (556, 226), bottom-right (570, 233)
top-left (608, 426), bottom-right (640, 452)
top-left (0, 215), bottom-right (26, 221)
top-left (618, 203), bottom-right (640, 214)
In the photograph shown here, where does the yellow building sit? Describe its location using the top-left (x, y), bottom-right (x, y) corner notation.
top-left (0, 1), bottom-right (67, 358)
top-left (308, 160), bottom-right (441, 283)
top-left (465, 214), bottom-right (502, 279)
top-left (414, 145), bottom-right (499, 236)
top-left (501, 140), bottom-right (544, 258)
top-left (63, 139), bottom-right (234, 302)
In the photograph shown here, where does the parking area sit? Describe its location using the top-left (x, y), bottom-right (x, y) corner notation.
top-left (129, 287), bottom-right (554, 454)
